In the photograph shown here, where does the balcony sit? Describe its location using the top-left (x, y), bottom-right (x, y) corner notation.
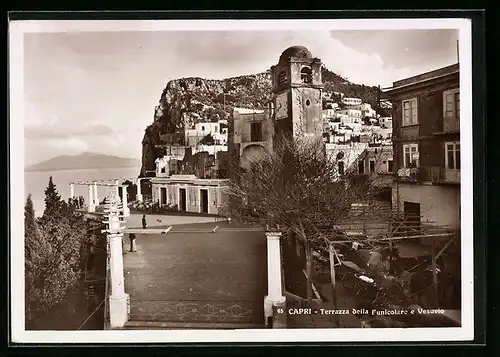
top-left (443, 116), bottom-right (460, 133)
top-left (396, 167), bottom-right (429, 182)
top-left (396, 167), bottom-right (460, 185)
top-left (430, 167), bottom-right (461, 184)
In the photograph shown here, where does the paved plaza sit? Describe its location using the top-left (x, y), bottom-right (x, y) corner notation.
top-left (123, 222), bottom-right (267, 326)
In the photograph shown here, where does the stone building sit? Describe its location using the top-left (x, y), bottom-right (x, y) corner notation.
top-left (150, 174), bottom-right (229, 215)
top-left (271, 45), bottom-right (324, 140)
top-left (384, 63), bottom-right (460, 232)
top-left (230, 107), bottom-right (274, 170)
top-left (228, 46), bottom-right (326, 172)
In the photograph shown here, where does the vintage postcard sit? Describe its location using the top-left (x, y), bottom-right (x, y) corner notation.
top-left (9, 18), bottom-right (474, 343)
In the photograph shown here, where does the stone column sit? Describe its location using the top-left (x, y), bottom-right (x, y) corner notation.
top-left (264, 231), bottom-right (286, 328)
top-left (93, 182), bottom-right (99, 206)
top-left (87, 185), bottom-right (95, 212)
top-left (70, 183), bottom-right (75, 199)
top-left (115, 180), bottom-right (120, 197)
top-left (122, 186), bottom-right (130, 217)
top-left (136, 178), bottom-right (143, 202)
top-left (107, 208), bottom-right (129, 328)
top-left (108, 231), bottom-right (129, 328)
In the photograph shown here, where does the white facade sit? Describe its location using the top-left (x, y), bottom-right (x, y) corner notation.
top-left (185, 121), bottom-right (228, 146)
top-left (150, 174), bottom-right (229, 215)
top-left (341, 97), bottom-right (362, 106)
top-left (392, 182), bottom-right (460, 230)
top-left (325, 142), bottom-right (369, 177)
top-left (322, 108), bottom-right (337, 120)
top-left (379, 117), bottom-right (393, 129)
top-left (327, 122), bottom-right (341, 132)
top-left (155, 154), bottom-right (182, 178)
top-left (346, 103), bottom-right (376, 118)
top-left (337, 109), bottom-right (362, 118)
top-left (192, 145), bottom-right (228, 156)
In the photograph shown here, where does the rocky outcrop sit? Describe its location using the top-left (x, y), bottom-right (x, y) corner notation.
top-left (140, 72), bottom-right (272, 177)
top-left (140, 68), bottom-right (384, 177)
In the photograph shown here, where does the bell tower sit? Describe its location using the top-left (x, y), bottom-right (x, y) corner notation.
top-left (270, 46), bottom-right (324, 141)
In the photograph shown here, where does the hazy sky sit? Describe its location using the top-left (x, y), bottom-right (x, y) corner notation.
top-left (22, 28), bottom-right (459, 165)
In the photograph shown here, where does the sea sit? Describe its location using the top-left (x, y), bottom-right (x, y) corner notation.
top-left (24, 167), bottom-right (141, 217)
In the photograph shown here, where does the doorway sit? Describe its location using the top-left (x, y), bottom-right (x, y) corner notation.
top-left (403, 201), bottom-right (421, 232)
top-left (160, 187), bottom-right (167, 206)
top-left (179, 188), bottom-right (187, 211)
top-left (200, 189), bottom-right (209, 214)
top-left (358, 160), bottom-right (365, 174)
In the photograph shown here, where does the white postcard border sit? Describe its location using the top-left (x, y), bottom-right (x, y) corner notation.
top-left (10, 18), bottom-right (474, 343)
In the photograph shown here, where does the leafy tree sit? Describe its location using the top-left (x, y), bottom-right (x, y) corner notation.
top-left (227, 135), bottom-right (384, 306)
top-left (42, 177), bottom-right (62, 218)
top-left (25, 177), bottom-right (89, 328)
top-left (24, 194), bottom-right (47, 325)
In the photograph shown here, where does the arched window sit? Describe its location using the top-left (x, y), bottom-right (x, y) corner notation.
top-left (278, 71), bottom-right (287, 87)
top-left (301, 67), bottom-right (312, 83)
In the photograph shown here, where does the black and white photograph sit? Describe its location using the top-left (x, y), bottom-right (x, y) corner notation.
top-left (9, 18), bottom-right (474, 343)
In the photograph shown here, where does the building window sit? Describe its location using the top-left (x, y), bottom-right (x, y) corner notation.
top-left (387, 159), bottom-right (394, 172)
top-left (445, 141), bottom-right (460, 169)
top-left (300, 67), bottom-right (312, 83)
top-left (201, 126), bottom-right (205, 131)
top-left (250, 122), bottom-right (263, 142)
top-left (338, 161), bottom-right (345, 175)
top-left (402, 98), bottom-right (418, 126)
top-left (214, 126), bottom-right (218, 132)
top-left (403, 144), bottom-right (419, 168)
top-left (358, 160), bottom-right (365, 174)
top-left (278, 71), bottom-right (287, 87)
top-left (443, 89), bottom-right (460, 118)
top-left (369, 159), bottom-right (375, 173)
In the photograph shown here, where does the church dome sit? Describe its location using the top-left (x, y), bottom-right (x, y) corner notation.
top-left (279, 45), bottom-right (313, 64)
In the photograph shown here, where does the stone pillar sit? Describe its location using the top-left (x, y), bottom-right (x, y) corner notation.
top-left (87, 185), bottom-right (95, 212)
top-left (136, 178), bottom-right (143, 202)
top-left (93, 182), bottom-right (99, 206)
top-left (106, 207), bottom-right (129, 329)
top-left (264, 231), bottom-right (286, 328)
top-left (115, 180), bottom-right (120, 197)
top-left (70, 183), bottom-right (75, 199)
top-left (108, 232), bottom-right (129, 328)
top-left (122, 186), bottom-right (130, 217)
top-left (157, 185), bottom-right (161, 206)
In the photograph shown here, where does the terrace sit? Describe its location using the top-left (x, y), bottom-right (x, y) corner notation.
top-left (119, 222), bottom-right (268, 329)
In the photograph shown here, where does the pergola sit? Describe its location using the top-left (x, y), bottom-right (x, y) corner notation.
top-left (319, 209), bottom-right (458, 314)
top-left (69, 179), bottom-right (132, 216)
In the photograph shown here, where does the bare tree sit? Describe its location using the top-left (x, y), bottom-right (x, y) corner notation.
top-left (227, 134), bottom-right (388, 306)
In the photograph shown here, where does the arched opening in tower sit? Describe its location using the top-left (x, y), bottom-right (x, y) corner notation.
top-left (300, 67), bottom-right (312, 84)
top-left (278, 71), bottom-right (287, 87)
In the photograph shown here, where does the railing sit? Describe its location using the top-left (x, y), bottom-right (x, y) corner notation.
top-left (430, 167), bottom-right (461, 184)
top-left (396, 167), bottom-right (460, 184)
top-left (396, 167), bottom-right (429, 182)
top-left (103, 240), bottom-right (111, 329)
top-left (443, 116), bottom-right (460, 133)
top-left (129, 300), bottom-right (261, 325)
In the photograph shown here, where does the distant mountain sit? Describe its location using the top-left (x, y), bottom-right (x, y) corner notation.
top-left (25, 152), bottom-right (141, 172)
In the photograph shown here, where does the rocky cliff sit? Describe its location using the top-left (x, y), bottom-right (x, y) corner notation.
top-left (140, 67), bottom-right (386, 177)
